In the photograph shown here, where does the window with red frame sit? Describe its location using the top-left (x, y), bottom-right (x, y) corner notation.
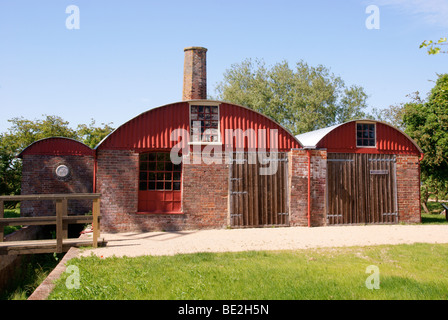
top-left (138, 152), bottom-right (182, 213)
top-left (139, 153), bottom-right (181, 191)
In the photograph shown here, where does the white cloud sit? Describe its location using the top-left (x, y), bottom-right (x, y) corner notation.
top-left (375, 0), bottom-right (448, 28)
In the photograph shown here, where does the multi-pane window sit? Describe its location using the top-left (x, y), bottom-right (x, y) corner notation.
top-left (356, 123), bottom-right (375, 147)
top-left (139, 152), bottom-right (181, 191)
top-left (190, 105), bottom-right (219, 142)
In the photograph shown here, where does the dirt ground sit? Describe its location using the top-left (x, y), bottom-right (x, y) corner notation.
top-left (79, 224), bottom-right (448, 258)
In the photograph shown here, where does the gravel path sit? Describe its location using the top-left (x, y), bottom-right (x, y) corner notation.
top-left (79, 224), bottom-right (448, 258)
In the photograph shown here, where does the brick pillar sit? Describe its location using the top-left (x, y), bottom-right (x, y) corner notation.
top-left (288, 149), bottom-right (327, 227)
top-left (182, 47), bottom-right (207, 100)
top-left (396, 154), bottom-right (421, 224)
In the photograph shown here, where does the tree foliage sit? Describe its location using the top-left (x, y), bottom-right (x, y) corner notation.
top-left (420, 37), bottom-right (447, 55)
top-left (215, 59), bottom-right (370, 135)
top-left (77, 119), bottom-right (114, 149)
top-left (373, 92), bottom-right (423, 131)
top-left (402, 74), bottom-right (448, 205)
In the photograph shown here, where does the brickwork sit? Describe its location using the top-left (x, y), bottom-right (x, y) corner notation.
top-left (182, 47), bottom-right (207, 100)
top-left (288, 149), bottom-right (327, 227)
top-left (97, 150), bottom-right (229, 232)
top-left (396, 154), bottom-right (421, 223)
top-left (21, 155), bottom-right (94, 217)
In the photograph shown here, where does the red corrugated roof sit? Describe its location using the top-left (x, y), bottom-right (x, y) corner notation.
top-left (297, 120), bottom-right (422, 155)
top-left (18, 137), bottom-right (94, 158)
top-left (96, 100), bottom-right (302, 151)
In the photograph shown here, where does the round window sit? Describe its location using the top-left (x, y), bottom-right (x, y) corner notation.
top-left (55, 165), bottom-right (70, 178)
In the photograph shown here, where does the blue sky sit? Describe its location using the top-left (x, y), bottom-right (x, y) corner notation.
top-left (0, 0), bottom-right (447, 133)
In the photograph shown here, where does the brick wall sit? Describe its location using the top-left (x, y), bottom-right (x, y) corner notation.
top-left (396, 154), bottom-right (421, 223)
top-left (96, 149), bottom-right (139, 232)
top-left (182, 152), bottom-right (229, 229)
top-left (289, 149), bottom-right (327, 227)
top-left (97, 150), bottom-right (229, 232)
top-left (21, 155), bottom-right (94, 217)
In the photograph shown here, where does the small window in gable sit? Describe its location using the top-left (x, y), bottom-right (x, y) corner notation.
top-left (356, 123), bottom-right (376, 147)
top-left (190, 105), bottom-right (220, 143)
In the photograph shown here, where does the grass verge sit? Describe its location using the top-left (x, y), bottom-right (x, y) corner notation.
top-left (49, 243), bottom-right (448, 300)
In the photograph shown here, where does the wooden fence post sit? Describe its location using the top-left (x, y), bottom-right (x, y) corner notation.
top-left (55, 199), bottom-right (67, 253)
top-left (92, 198), bottom-right (100, 248)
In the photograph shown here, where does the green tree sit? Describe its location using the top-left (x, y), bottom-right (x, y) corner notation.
top-left (403, 74), bottom-right (448, 209)
top-left (373, 92), bottom-right (423, 131)
top-left (77, 119), bottom-right (114, 148)
top-left (420, 37), bottom-right (447, 55)
top-left (215, 59), bottom-right (370, 135)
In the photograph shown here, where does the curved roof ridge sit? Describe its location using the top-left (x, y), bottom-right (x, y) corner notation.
top-left (18, 136), bottom-right (93, 158)
top-left (95, 99), bottom-right (303, 150)
top-left (296, 119), bottom-right (423, 153)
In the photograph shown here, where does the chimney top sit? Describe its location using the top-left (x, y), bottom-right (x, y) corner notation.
top-left (182, 47), bottom-right (207, 101)
top-left (184, 46), bottom-right (208, 52)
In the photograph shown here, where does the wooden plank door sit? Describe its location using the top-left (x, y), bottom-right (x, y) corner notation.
top-left (327, 153), bottom-right (397, 225)
top-left (327, 153), bottom-right (356, 225)
top-left (367, 154), bottom-right (398, 224)
top-left (230, 152), bottom-right (289, 228)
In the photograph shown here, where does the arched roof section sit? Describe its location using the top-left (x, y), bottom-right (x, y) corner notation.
top-left (296, 120), bottom-right (422, 155)
top-left (18, 137), bottom-right (94, 158)
top-left (96, 100), bottom-right (302, 152)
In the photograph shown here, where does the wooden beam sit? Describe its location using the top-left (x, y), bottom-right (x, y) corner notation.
top-left (0, 215), bottom-right (98, 226)
top-left (0, 238), bottom-right (107, 255)
top-left (0, 193), bottom-right (101, 201)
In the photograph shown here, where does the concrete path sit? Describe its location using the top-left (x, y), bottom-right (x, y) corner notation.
top-left (79, 224), bottom-right (448, 258)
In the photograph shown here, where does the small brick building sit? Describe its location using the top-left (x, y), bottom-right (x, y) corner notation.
top-left (19, 47), bottom-right (423, 232)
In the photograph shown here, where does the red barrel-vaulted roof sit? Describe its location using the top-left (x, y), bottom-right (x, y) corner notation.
top-left (96, 100), bottom-right (302, 151)
top-left (296, 120), bottom-right (422, 155)
top-left (18, 137), bottom-right (94, 158)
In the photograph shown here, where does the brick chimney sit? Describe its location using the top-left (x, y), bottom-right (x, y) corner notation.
top-left (182, 46), bottom-right (207, 100)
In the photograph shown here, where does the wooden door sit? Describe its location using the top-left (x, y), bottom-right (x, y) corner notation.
top-left (229, 152), bottom-right (289, 228)
top-left (327, 153), bottom-right (397, 225)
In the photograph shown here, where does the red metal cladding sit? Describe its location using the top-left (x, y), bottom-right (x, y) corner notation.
top-left (97, 101), bottom-right (301, 152)
top-left (317, 121), bottom-right (421, 155)
top-left (18, 137), bottom-right (94, 158)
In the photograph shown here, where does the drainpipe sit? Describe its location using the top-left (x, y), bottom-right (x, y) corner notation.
top-left (93, 150), bottom-right (98, 194)
top-left (419, 153), bottom-right (424, 162)
top-left (307, 149), bottom-right (312, 228)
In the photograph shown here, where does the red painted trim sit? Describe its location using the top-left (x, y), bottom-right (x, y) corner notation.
top-left (307, 150), bottom-right (311, 228)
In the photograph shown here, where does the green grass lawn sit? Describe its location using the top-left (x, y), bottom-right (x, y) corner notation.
top-left (48, 243), bottom-right (448, 300)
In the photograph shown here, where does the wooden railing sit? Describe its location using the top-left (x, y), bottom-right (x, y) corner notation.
top-left (0, 193), bottom-right (101, 255)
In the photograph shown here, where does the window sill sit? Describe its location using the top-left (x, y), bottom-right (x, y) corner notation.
top-left (136, 211), bottom-right (184, 215)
